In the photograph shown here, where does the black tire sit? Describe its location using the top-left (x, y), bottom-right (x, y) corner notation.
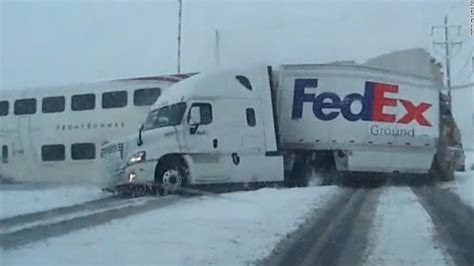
top-left (155, 158), bottom-right (188, 195)
top-left (286, 158), bottom-right (308, 187)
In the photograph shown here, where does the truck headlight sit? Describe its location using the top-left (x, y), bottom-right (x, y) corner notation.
top-left (128, 151), bottom-right (146, 165)
top-left (128, 172), bottom-right (137, 182)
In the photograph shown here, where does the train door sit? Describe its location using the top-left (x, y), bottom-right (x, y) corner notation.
top-left (13, 115), bottom-right (37, 181)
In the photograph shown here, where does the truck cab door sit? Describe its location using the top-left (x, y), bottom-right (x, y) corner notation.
top-left (183, 102), bottom-right (230, 183)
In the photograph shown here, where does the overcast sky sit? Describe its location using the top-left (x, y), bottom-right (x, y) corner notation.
top-left (1, 0), bottom-right (472, 90)
top-left (1, 0), bottom-right (473, 147)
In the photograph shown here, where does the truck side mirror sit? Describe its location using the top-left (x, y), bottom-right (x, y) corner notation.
top-left (137, 123), bottom-right (144, 146)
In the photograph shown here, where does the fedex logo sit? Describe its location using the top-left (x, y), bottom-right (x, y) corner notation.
top-left (291, 79), bottom-right (432, 127)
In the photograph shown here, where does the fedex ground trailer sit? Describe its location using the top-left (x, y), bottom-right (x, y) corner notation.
top-left (102, 64), bottom-right (459, 193)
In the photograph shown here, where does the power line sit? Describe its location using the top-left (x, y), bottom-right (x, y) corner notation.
top-left (454, 47), bottom-right (473, 79)
top-left (431, 16), bottom-right (463, 98)
top-left (177, 0), bottom-right (182, 74)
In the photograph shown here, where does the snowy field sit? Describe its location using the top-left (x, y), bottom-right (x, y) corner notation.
top-left (0, 185), bottom-right (106, 219)
top-left (1, 186), bottom-right (341, 266)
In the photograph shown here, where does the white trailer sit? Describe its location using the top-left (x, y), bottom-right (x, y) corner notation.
top-left (102, 64), bottom-right (455, 193)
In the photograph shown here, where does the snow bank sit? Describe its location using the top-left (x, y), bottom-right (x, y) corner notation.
top-left (364, 186), bottom-right (454, 266)
top-left (2, 186), bottom-right (341, 266)
top-left (0, 185), bottom-right (105, 219)
top-left (465, 151), bottom-right (474, 171)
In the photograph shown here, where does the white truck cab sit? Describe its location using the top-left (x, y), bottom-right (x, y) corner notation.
top-left (112, 66), bottom-right (284, 192)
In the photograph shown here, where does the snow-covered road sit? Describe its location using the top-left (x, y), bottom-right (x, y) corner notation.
top-left (264, 172), bottom-right (474, 266)
top-left (0, 185), bottom-right (106, 219)
top-left (1, 172), bottom-right (473, 266)
top-left (364, 186), bottom-right (454, 266)
top-left (1, 186), bottom-right (342, 265)
top-left (444, 171), bottom-right (474, 208)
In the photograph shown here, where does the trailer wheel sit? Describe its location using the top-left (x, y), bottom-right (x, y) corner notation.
top-left (305, 166), bottom-right (330, 186)
top-left (285, 157), bottom-right (308, 187)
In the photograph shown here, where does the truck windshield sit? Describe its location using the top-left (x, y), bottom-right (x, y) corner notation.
top-left (143, 102), bottom-right (187, 130)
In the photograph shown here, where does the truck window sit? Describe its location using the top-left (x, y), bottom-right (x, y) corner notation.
top-left (246, 108), bottom-right (256, 127)
top-left (188, 103), bottom-right (213, 125)
top-left (42, 96), bottom-right (65, 113)
top-left (72, 93), bottom-right (95, 111)
top-left (144, 102), bottom-right (187, 130)
top-left (134, 88), bottom-right (161, 106)
top-left (2, 145), bottom-right (7, 163)
top-left (41, 144), bottom-right (65, 161)
top-left (235, 75), bottom-right (253, 91)
top-left (71, 143), bottom-right (96, 160)
top-left (14, 98), bottom-right (36, 115)
top-left (0, 101), bottom-right (8, 116)
top-left (102, 91), bottom-right (127, 109)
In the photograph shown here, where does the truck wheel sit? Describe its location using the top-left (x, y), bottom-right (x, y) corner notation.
top-left (306, 166), bottom-right (329, 186)
top-left (156, 163), bottom-right (187, 195)
top-left (163, 169), bottom-right (184, 193)
top-left (285, 157), bottom-right (304, 187)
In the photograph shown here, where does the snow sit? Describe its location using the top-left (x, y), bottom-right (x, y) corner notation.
top-left (0, 185), bottom-right (105, 219)
top-left (363, 186), bottom-right (454, 266)
top-left (1, 186), bottom-right (341, 266)
top-left (0, 197), bottom-right (154, 234)
top-left (465, 151), bottom-right (474, 171)
top-left (445, 170), bottom-right (474, 208)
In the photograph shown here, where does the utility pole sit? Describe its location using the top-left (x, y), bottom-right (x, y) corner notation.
top-left (177, 0), bottom-right (182, 74)
top-left (214, 29), bottom-right (220, 68)
top-left (431, 16), bottom-right (463, 98)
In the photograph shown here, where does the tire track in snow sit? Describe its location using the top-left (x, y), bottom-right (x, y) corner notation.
top-left (364, 186), bottom-right (455, 266)
top-left (412, 185), bottom-right (474, 266)
top-left (262, 188), bottom-right (380, 266)
top-left (0, 196), bottom-right (119, 230)
top-left (0, 195), bottom-right (181, 250)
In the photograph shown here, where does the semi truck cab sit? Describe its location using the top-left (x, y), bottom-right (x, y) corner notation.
top-left (107, 66), bottom-right (284, 192)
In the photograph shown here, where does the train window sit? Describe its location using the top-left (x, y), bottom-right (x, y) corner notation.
top-left (0, 101), bottom-right (8, 116)
top-left (42, 96), bottom-right (65, 113)
top-left (246, 108), bottom-right (256, 127)
top-left (14, 98), bottom-right (36, 115)
top-left (134, 88), bottom-right (161, 106)
top-left (71, 143), bottom-right (96, 160)
top-left (72, 93), bottom-right (95, 111)
top-left (102, 91), bottom-right (127, 109)
top-left (41, 144), bottom-right (65, 161)
top-left (2, 145), bottom-right (7, 163)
